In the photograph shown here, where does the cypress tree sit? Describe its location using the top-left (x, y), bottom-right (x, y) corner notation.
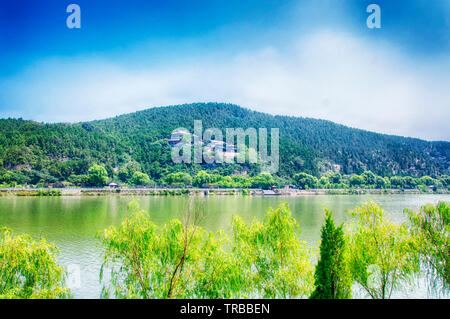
top-left (310, 209), bottom-right (352, 299)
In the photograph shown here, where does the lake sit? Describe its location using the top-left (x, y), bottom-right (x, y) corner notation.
top-left (0, 194), bottom-right (448, 299)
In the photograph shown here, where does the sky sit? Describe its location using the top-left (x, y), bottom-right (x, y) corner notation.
top-left (0, 0), bottom-right (449, 141)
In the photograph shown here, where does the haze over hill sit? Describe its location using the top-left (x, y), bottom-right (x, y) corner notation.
top-left (0, 103), bottom-right (449, 184)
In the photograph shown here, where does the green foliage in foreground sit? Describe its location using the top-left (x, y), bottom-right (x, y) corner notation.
top-left (346, 201), bottom-right (421, 299)
top-left (1, 200), bottom-right (448, 299)
top-left (0, 228), bottom-right (70, 299)
top-left (99, 201), bottom-right (315, 298)
top-left (406, 201), bottom-right (449, 295)
top-left (310, 210), bottom-right (352, 299)
top-left (99, 200), bottom-right (448, 299)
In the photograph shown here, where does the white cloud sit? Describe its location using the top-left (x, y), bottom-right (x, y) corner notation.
top-left (1, 30), bottom-right (449, 141)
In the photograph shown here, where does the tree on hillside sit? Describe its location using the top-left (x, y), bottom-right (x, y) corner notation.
top-left (165, 172), bottom-right (192, 186)
top-left (118, 161), bottom-right (142, 183)
top-left (329, 172), bottom-right (342, 184)
top-left (130, 171), bottom-right (152, 186)
top-left (390, 176), bottom-right (404, 189)
top-left (193, 170), bottom-right (217, 187)
top-left (250, 173), bottom-right (277, 190)
top-left (349, 175), bottom-right (364, 187)
top-left (118, 167), bottom-right (129, 182)
top-left (293, 173), bottom-right (318, 190)
top-left (87, 164), bottom-right (108, 187)
top-left (310, 210), bottom-right (352, 299)
top-left (319, 176), bottom-right (329, 188)
top-left (375, 176), bottom-right (388, 189)
top-left (361, 171), bottom-right (377, 186)
top-left (0, 170), bottom-right (12, 184)
top-left (418, 176), bottom-right (434, 186)
top-left (439, 175), bottom-right (450, 189)
top-left (403, 176), bottom-right (418, 189)
top-left (68, 174), bottom-right (88, 186)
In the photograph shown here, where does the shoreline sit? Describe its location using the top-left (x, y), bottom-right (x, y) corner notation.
top-left (0, 187), bottom-right (448, 197)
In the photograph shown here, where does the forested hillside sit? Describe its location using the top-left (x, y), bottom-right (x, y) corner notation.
top-left (0, 103), bottom-right (449, 185)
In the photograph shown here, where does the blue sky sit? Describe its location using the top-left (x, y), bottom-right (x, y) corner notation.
top-left (0, 0), bottom-right (449, 140)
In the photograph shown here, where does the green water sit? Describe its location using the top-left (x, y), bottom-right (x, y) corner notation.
top-left (0, 194), bottom-right (448, 299)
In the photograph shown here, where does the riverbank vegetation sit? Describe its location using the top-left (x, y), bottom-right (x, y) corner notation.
top-left (1, 200), bottom-right (448, 299)
top-left (1, 164), bottom-right (449, 194)
top-left (13, 189), bottom-right (62, 196)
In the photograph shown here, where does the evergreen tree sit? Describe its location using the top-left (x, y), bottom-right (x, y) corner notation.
top-left (310, 209), bottom-right (352, 299)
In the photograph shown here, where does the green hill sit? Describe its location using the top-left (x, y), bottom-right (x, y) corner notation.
top-left (0, 102), bottom-right (449, 184)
